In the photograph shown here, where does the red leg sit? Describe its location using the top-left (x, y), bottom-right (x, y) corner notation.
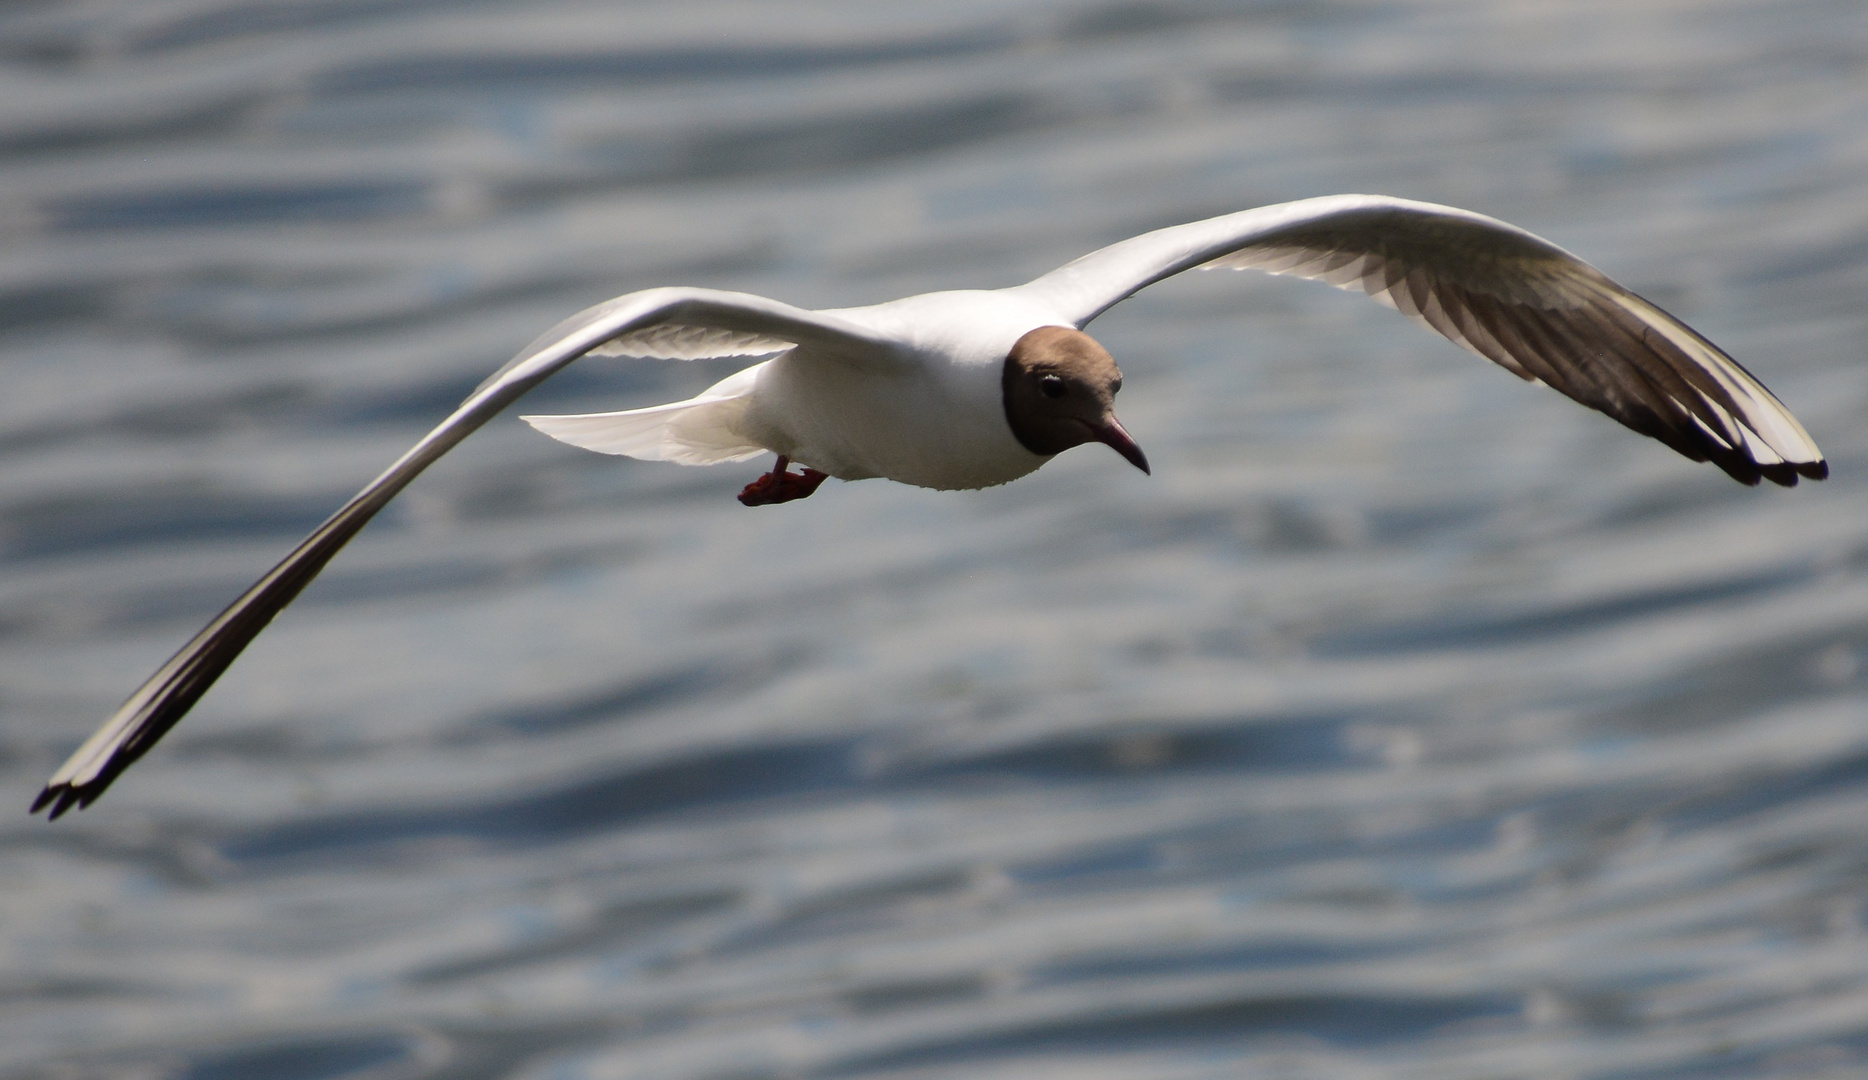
top-left (738, 456), bottom-right (830, 506)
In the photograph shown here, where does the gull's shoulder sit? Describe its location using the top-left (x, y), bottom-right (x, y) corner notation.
top-left (824, 289), bottom-right (1072, 365)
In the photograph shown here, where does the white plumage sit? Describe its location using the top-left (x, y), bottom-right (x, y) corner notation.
top-left (34, 195), bottom-right (1825, 818)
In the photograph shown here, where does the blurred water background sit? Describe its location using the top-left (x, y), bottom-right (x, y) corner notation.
top-left (5, 0), bottom-right (1868, 1077)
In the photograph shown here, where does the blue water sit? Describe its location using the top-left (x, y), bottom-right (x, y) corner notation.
top-left (5, 1), bottom-right (1868, 1077)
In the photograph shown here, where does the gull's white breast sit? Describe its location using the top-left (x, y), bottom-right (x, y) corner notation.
top-left (741, 290), bottom-right (1070, 490)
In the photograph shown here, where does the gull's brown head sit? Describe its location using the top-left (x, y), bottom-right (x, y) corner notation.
top-left (1001, 325), bottom-right (1148, 474)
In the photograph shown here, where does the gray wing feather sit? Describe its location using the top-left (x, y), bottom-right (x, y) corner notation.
top-left (1012, 195), bottom-right (1825, 486)
top-left (590, 324), bottom-right (794, 360)
top-left (35, 288), bottom-right (887, 818)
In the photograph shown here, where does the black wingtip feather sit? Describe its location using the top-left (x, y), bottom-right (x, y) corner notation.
top-left (1759, 462), bottom-right (1800, 487)
top-left (32, 783), bottom-right (88, 820)
top-left (1735, 457), bottom-right (1826, 488)
top-left (47, 787), bottom-right (81, 820)
top-left (34, 769), bottom-right (119, 819)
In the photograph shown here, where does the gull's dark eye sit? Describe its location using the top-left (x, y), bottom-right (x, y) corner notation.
top-left (1039, 374), bottom-right (1066, 399)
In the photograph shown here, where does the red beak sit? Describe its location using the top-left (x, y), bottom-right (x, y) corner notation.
top-left (1086, 416), bottom-right (1150, 475)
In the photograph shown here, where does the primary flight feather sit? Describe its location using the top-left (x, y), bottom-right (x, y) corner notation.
top-left (33, 195), bottom-right (1825, 818)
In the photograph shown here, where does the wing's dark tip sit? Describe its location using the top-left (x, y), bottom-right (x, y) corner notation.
top-left (1748, 458), bottom-right (1826, 488)
top-left (1758, 462), bottom-right (1801, 488)
top-left (38, 785), bottom-right (85, 820)
top-left (1707, 451), bottom-right (1764, 487)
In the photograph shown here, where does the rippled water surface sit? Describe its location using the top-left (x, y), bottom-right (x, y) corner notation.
top-left (6, 1), bottom-right (1868, 1077)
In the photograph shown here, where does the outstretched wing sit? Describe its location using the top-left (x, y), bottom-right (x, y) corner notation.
top-left (1011, 195), bottom-right (1825, 487)
top-left (35, 288), bottom-right (893, 819)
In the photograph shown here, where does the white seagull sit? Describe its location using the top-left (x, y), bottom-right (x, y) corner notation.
top-left (33, 195), bottom-right (1826, 818)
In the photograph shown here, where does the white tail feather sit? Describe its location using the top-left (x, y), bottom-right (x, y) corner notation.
top-left (522, 364), bottom-right (769, 465)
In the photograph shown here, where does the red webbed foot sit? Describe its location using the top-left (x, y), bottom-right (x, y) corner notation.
top-left (738, 456), bottom-right (830, 506)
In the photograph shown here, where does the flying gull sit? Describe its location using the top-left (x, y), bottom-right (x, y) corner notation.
top-left (33, 194), bottom-right (1826, 818)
